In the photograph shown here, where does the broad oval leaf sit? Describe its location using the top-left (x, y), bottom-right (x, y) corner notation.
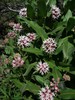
top-left (25, 81), bottom-right (40, 95)
top-left (63, 9), bottom-right (72, 21)
top-left (35, 75), bottom-right (45, 84)
top-left (22, 47), bottom-right (43, 56)
top-left (60, 88), bottom-right (75, 99)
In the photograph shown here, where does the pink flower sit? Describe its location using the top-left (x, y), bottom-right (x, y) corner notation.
top-left (50, 78), bottom-right (59, 93)
top-left (51, 5), bottom-right (61, 19)
top-left (39, 85), bottom-right (54, 100)
top-left (36, 61), bottom-right (49, 75)
top-left (17, 33), bottom-right (36, 48)
top-left (8, 22), bottom-right (15, 27)
top-left (7, 31), bottom-right (16, 38)
top-left (42, 38), bottom-right (57, 54)
top-left (12, 56), bottom-right (24, 68)
top-left (26, 33), bottom-right (36, 42)
top-left (17, 35), bottom-right (31, 48)
top-left (19, 8), bottom-right (27, 17)
top-left (39, 78), bottom-right (60, 100)
top-left (13, 23), bottom-right (22, 32)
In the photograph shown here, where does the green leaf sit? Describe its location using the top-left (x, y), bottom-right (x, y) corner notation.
top-left (54, 97), bottom-right (60, 100)
top-left (55, 36), bottom-right (74, 58)
top-left (27, 96), bottom-right (33, 100)
top-left (69, 71), bottom-right (75, 75)
top-left (22, 47), bottom-right (43, 56)
top-left (8, 38), bottom-right (14, 46)
top-left (67, 17), bottom-right (75, 32)
top-left (52, 67), bottom-right (62, 79)
top-left (57, 36), bottom-right (69, 47)
top-left (19, 18), bottom-right (48, 40)
top-left (12, 79), bottom-right (25, 89)
top-left (60, 88), bottom-right (75, 99)
top-left (63, 0), bottom-right (68, 6)
top-left (0, 88), bottom-right (8, 98)
top-left (24, 62), bottom-right (37, 76)
top-left (58, 66), bottom-right (70, 72)
top-left (5, 46), bottom-right (13, 54)
top-left (45, 60), bottom-right (62, 79)
top-left (12, 79), bottom-right (26, 93)
top-left (37, 0), bottom-right (47, 17)
top-left (27, 4), bottom-right (35, 18)
top-left (48, 60), bottom-right (56, 69)
top-left (63, 9), bottom-right (72, 21)
top-left (35, 75), bottom-right (45, 84)
top-left (49, 0), bottom-right (56, 6)
top-left (48, 21), bottom-right (66, 35)
top-left (25, 81), bottom-right (40, 95)
top-left (63, 40), bottom-right (74, 60)
top-left (48, 26), bottom-right (64, 35)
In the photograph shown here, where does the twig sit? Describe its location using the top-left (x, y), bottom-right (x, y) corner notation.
top-left (8, 7), bottom-right (19, 12)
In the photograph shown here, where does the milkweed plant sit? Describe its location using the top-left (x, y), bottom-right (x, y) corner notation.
top-left (0, 0), bottom-right (75, 100)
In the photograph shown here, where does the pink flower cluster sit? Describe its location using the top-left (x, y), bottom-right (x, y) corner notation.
top-left (39, 78), bottom-right (59, 100)
top-left (8, 22), bottom-right (15, 27)
top-left (26, 33), bottom-right (36, 42)
top-left (8, 22), bottom-right (22, 32)
top-left (12, 55), bottom-right (24, 68)
top-left (13, 23), bottom-right (22, 32)
top-left (36, 61), bottom-right (49, 75)
top-left (39, 85), bottom-right (54, 100)
top-left (42, 38), bottom-right (57, 54)
top-left (19, 8), bottom-right (27, 17)
top-left (17, 33), bottom-right (36, 48)
top-left (7, 31), bottom-right (16, 38)
top-left (17, 36), bottom-right (31, 47)
top-left (51, 5), bottom-right (61, 19)
top-left (50, 78), bottom-right (59, 93)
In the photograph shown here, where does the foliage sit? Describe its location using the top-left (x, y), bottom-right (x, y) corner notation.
top-left (0, 0), bottom-right (75, 100)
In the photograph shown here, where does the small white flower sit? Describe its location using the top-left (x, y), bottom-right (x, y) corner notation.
top-left (42, 38), bottom-right (57, 54)
top-left (19, 8), bottom-right (27, 17)
top-left (39, 85), bottom-right (54, 100)
top-left (13, 23), bottom-right (22, 32)
top-left (17, 35), bottom-right (31, 48)
top-left (26, 33), bottom-right (36, 42)
top-left (51, 5), bottom-right (61, 19)
top-left (36, 61), bottom-right (49, 75)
